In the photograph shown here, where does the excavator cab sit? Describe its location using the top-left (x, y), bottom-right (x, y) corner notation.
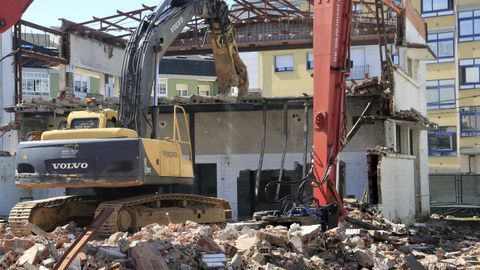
top-left (65, 109), bottom-right (120, 129)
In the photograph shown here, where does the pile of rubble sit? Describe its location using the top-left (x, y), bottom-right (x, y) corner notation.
top-left (1, 200), bottom-right (480, 269)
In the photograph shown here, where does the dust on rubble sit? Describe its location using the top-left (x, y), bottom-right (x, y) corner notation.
top-left (0, 200), bottom-right (479, 270)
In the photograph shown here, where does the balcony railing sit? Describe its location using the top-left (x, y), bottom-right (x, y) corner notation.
top-left (347, 65), bottom-right (370, 81)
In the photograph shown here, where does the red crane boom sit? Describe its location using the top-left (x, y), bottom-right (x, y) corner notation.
top-left (312, 0), bottom-right (353, 218)
top-left (0, 0), bottom-right (33, 33)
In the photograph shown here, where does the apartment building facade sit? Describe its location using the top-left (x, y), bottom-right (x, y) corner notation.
top-left (409, 0), bottom-right (480, 209)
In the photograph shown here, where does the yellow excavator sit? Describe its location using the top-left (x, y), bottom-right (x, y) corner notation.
top-left (9, 0), bottom-right (248, 236)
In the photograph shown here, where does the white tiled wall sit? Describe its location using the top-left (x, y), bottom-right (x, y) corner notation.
top-left (378, 154), bottom-right (416, 225)
top-left (339, 151), bottom-right (369, 199)
top-left (196, 152), bottom-right (305, 219)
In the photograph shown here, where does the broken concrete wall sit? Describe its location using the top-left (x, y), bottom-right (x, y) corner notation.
top-left (392, 69), bottom-right (424, 112)
top-left (69, 34), bottom-right (124, 77)
top-left (338, 152), bottom-right (369, 199)
top-left (378, 154), bottom-right (416, 225)
top-left (341, 97), bottom-right (386, 198)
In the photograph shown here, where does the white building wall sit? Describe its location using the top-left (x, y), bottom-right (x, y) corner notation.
top-left (158, 110), bottom-right (311, 219)
top-left (392, 69), bottom-right (423, 112)
top-left (338, 151), bottom-right (368, 199)
top-left (378, 154), bottom-right (416, 225)
top-left (69, 35), bottom-right (124, 77)
top-left (197, 153), bottom-right (304, 219)
top-left (351, 45), bottom-right (382, 78)
top-left (405, 18), bottom-right (426, 44)
top-left (239, 52), bottom-right (260, 92)
top-left (0, 29), bottom-right (18, 153)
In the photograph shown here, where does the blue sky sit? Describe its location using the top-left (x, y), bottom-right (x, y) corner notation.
top-left (23, 0), bottom-right (161, 28)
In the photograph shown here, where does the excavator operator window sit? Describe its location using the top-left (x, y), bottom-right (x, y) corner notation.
top-left (107, 120), bottom-right (115, 128)
top-left (106, 117), bottom-right (119, 128)
top-left (58, 120), bottom-right (67, 130)
top-left (71, 118), bottom-right (99, 129)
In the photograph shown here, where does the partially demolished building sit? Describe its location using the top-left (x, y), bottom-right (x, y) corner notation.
top-left (0, 0), bottom-right (436, 224)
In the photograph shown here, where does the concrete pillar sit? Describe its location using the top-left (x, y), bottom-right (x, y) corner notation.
top-left (0, 29), bottom-right (18, 153)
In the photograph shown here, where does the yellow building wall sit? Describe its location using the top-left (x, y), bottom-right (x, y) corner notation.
top-left (458, 42), bottom-right (480, 59)
top-left (425, 63), bottom-right (456, 80)
top-left (260, 49), bottom-right (313, 97)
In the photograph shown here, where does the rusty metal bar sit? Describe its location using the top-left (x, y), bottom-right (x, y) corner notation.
top-left (53, 208), bottom-right (114, 270)
top-left (20, 20), bottom-right (64, 36)
top-left (13, 22), bottom-right (22, 106)
top-left (20, 50), bottom-right (68, 65)
top-left (77, 6), bottom-right (155, 25)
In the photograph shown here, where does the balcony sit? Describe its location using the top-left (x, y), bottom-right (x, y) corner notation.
top-left (347, 65), bottom-right (370, 81)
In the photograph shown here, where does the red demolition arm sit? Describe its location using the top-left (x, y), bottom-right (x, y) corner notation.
top-left (0, 0), bottom-right (33, 33)
top-left (312, 0), bottom-right (353, 218)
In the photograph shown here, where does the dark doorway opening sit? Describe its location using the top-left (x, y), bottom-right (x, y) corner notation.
top-left (174, 163), bottom-right (217, 197)
top-left (195, 163), bottom-right (217, 197)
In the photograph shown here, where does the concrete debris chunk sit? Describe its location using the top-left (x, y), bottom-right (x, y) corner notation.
top-left (256, 230), bottom-right (288, 247)
top-left (0, 251), bottom-right (20, 269)
top-left (354, 250), bottom-right (374, 268)
top-left (131, 242), bottom-right (169, 270)
top-left (95, 247), bottom-right (127, 261)
top-left (41, 257), bottom-right (55, 268)
top-left (200, 253), bottom-right (226, 269)
top-left (17, 243), bottom-right (43, 266)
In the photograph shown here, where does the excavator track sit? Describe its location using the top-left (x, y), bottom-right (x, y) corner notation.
top-left (9, 196), bottom-right (98, 237)
top-left (95, 194), bottom-right (232, 236)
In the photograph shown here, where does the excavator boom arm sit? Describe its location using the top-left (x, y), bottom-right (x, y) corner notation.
top-left (312, 0), bottom-right (353, 217)
top-left (119, 0), bottom-right (248, 136)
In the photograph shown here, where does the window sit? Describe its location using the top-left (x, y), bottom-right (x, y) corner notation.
top-left (104, 75), bottom-right (115, 97)
top-left (58, 120), bottom-right (67, 130)
top-left (306, 52), bottom-right (313, 70)
top-left (421, 0), bottom-right (453, 17)
top-left (275, 54), bottom-right (294, 72)
top-left (426, 79), bottom-right (455, 110)
top-left (352, 3), bottom-right (363, 13)
top-left (459, 59), bottom-right (480, 89)
top-left (460, 106), bottom-right (480, 137)
top-left (428, 126), bottom-right (457, 157)
top-left (22, 71), bottom-right (50, 99)
top-left (175, 83), bottom-right (189, 97)
top-left (395, 125), bottom-right (402, 153)
top-left (458, 10), bottom-right (480, 42)
top-left (73, 74), bottom-right (90, 98)
top-left (158, 82), bottom-right (167, 96)
top-left (427, 32), bottom-right (454, 63)
top-left (71, 118), bottom-right (99, 129)
top-left (151, 80), bottom-right (167, 97)
top-left (198, 85), bottom-right (211, 96)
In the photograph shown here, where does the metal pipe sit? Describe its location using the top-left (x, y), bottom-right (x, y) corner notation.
top-left (275, 102), bottom-right (288, 200)
top-left (303, 100), bottom-right (309, 177)
top-left (255, 102), bottom-right (267, 201)
top-left (152, 52), bottom-right (160, 139)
